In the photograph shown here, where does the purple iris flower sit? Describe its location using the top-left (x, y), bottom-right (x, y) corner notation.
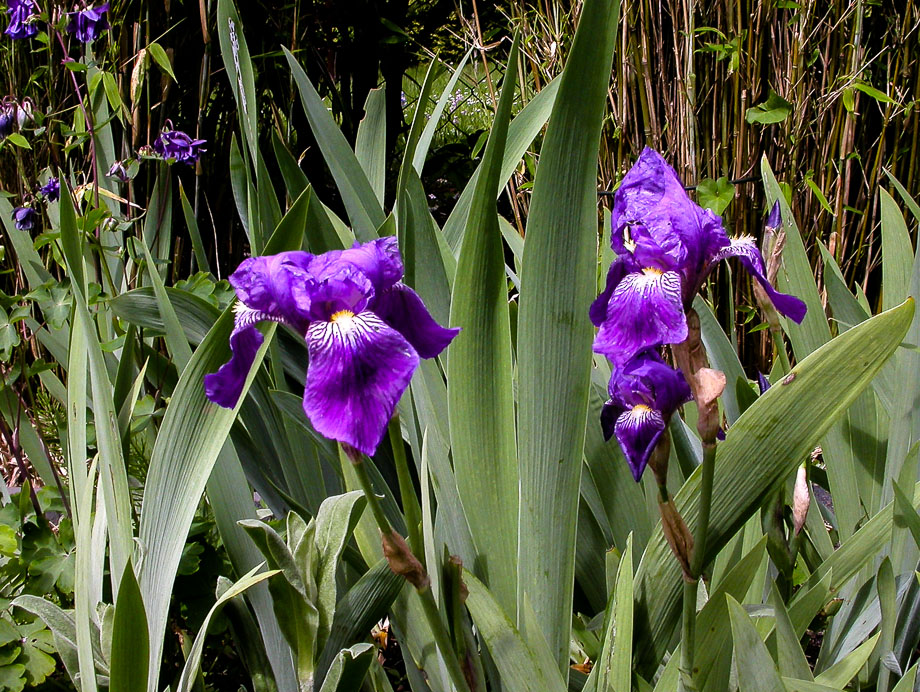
top-left (12, 205), bottom-right (36, 231)
top-left (590, 148), bottom-right (807, 366)
top-left (66, 3), bottom-right (109, 43)
top-left (600, 350), bottom-right (692, 481)
top-left (205, 237), bottom-right (459, 455)
top-left (39, 177), bottom-right (59, 202)
top-left (153, 127), bottom-right (206, 165)
top-left (5, 0), bottom-right (38, 40)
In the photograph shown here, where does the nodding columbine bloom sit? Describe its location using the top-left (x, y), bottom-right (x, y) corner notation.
top-left (39, 177), bottom-right (59, 202)
top-left (0, 100), bottom-right (14, 138)
top-left (5, 0), bottom-right (38, 40)
top-left (66, 3), bottom-right (109, 43)
top-left (590, 147), bottom-right (806, 366)
top-left (153, 126), bottom-right (206, 165)
top-left (12, 205), bottom-right (36, 231)
top-left (205, 237), bottom-right (459, 455)
top-left (601, 350), bottom-right (692, 481)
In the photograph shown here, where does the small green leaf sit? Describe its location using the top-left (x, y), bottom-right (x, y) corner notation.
top-left (696, 177), bottom-right (733, 215)
top-left (804, 176), bottom-right (834, 216)
top-left (147, 43), bottom-right (177, 83)
top-left (5, 133), bottom-right (30, 149)
top-left (745, 89), bottom-right (793, 124)
top-left (852, 80), bottom-right (897, 105)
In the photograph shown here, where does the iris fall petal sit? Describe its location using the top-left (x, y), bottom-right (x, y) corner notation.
top-left (304, 312), bottom-right (419, 455)
top-left (371, 282), bottom-right (460, 358)
top-left (203, 324), bottom-right (264, 408)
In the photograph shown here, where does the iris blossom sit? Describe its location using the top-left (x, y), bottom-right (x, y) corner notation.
top-left (5, 0), bottom-right (38, 40)
top-left (205, 237), bottom-right (459, 455)
top-left (66, 3), bottom-right (109, 43)
top-left (590, 147), bottom-right (806, 366)
top-left (600, 350), bottom-right (692, 481)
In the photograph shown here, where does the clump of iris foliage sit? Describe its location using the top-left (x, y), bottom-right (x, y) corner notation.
top-left (1, 0), bottom-right (920, 691)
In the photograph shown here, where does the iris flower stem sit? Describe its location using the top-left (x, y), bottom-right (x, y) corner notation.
top-left (689, 441), bottom-right (717, 577)
top-left (680, 578), bottom-right (698, 691)
top-left (389, 415), bottom-right (423, 559)
top-left (345, 445), bottom-right (471, 692)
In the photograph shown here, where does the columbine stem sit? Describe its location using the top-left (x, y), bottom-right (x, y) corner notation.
top-left (342, 443), bottom-right (471, 692)
top-left (389, 415), bottom-right (423, 558)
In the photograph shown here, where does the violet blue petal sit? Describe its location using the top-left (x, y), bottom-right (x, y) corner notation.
top-left (371, 282), bottom-right (459, 358)
top-left (229, 251), bottom-right (313, 330)
top-left (5, 0), bottom-right (38, 40)
top-left (0, 106), bottom-right (13, 138)
top-left (766, 200), bottom-right (782, 231)
top-left (757, 372), bottom-right (771, 395)
top-left (589, 258), bottom-right (631, 327)
top-left (711, 235), bottom-right (807, 323)
top-left (204, 323), bottom-right (263, 408)
top-left (614, 405), bottom-right (667, 481)
top-left (607, 349), bottom-right (692, 414)
top-left (153, 128), bottom-right (206, 164)
top-left (12, 205), bottom-right (36, 231)
top-left (295, 261), bottom-right (375, 322)
top-left (303, 312), bottom-right (419, 455)
top-left (39, 177), bottom-right (59, 202)
top-left (66, 3), bottom-right (109, 43)
top-left (600, 399), bottom-right (624, 442)
top-left (593, 269), bottom-right (687, 365)
top-left (603, 350), bottom-right (692, 481)
top-left (337, 236), bottom-right (404, 291)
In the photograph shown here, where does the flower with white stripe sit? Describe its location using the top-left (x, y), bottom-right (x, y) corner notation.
top-left (205, 237), bottom-right (459, 455)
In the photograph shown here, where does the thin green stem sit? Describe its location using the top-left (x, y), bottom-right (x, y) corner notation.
top-left (344, 445), bottom-right (393, 534)
top-left (679, 578), bottom-right (698, 692)
top-left (343, 444), bottom-right (471, 692)
top-left (389, 415), bottom-right (423, 557)
top-left (689, 441), bottom-right (717, 578)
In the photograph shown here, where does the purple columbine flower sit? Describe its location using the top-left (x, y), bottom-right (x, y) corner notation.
top-left (66, 3), bottom-right (109, 43)
top-left (205, 237), bottom-right (460, 455)
top-left (12, 205), bottom-right (36, 231)
top-left (5, 0), bottom-right (38, 40)
top-left (600, 349), bottom-right (692, 481)
top-left (153, 127), bottom-right (206, 165)
top-left (590, 147), bottom-right (807, 366)
top-left (39, 177), bottom-right (59, 202)
top-left (0, 100), bottom-right (14, 138)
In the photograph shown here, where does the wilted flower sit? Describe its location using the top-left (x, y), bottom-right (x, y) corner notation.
top-left (12, 205), bottom-right (36, 231)
top-left (590, 148), bottom-right (807, 366)
top-left (106, 160), bottom-right (129, 182)
top-left (153, 126), bottom-right (206, 165)
top-left (4, 0), bottom-right (38, 40)
top-left (66, 3), bottom-right (109, 43)
top-left (600, 350), bottom-right (692, 481)
top-left (39, 177), bottom-right (59, 202)
top-left (205, 237), bottom-right (459, 455)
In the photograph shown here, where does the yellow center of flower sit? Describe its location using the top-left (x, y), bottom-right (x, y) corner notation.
top-left (642, 267), bottom-right (663, 277)
top-left (330, 309), bottom-right (355, 323)
top-left (632, 404), bottom-right (652, 413)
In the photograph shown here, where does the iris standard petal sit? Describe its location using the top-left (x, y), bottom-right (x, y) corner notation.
top-left (372, 282), bottom-right (459, 358)
top-left (608, 349), bottom-right (693, 413)
top-left (711, 236), bottom-right (807, 323)
top-left (296, 263), bottom-right (375, 321)
top-left (339, 236), bottom-right (404, 291)
top-left (593, 269), bottom-right (687, 365)
top-left (229, 251), bottom-right (313, 327)
top-left (204, 323), bottom-right (264, 408)
top-left (303, 311), bottom-right (419, 455)
top-left (614, 405), bottom-right (667, 481)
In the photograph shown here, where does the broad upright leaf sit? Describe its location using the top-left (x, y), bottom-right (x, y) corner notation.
top-left (515, 0), bottom-right (619, 672)
top-left (448, 36), bottom-right (520, 617)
